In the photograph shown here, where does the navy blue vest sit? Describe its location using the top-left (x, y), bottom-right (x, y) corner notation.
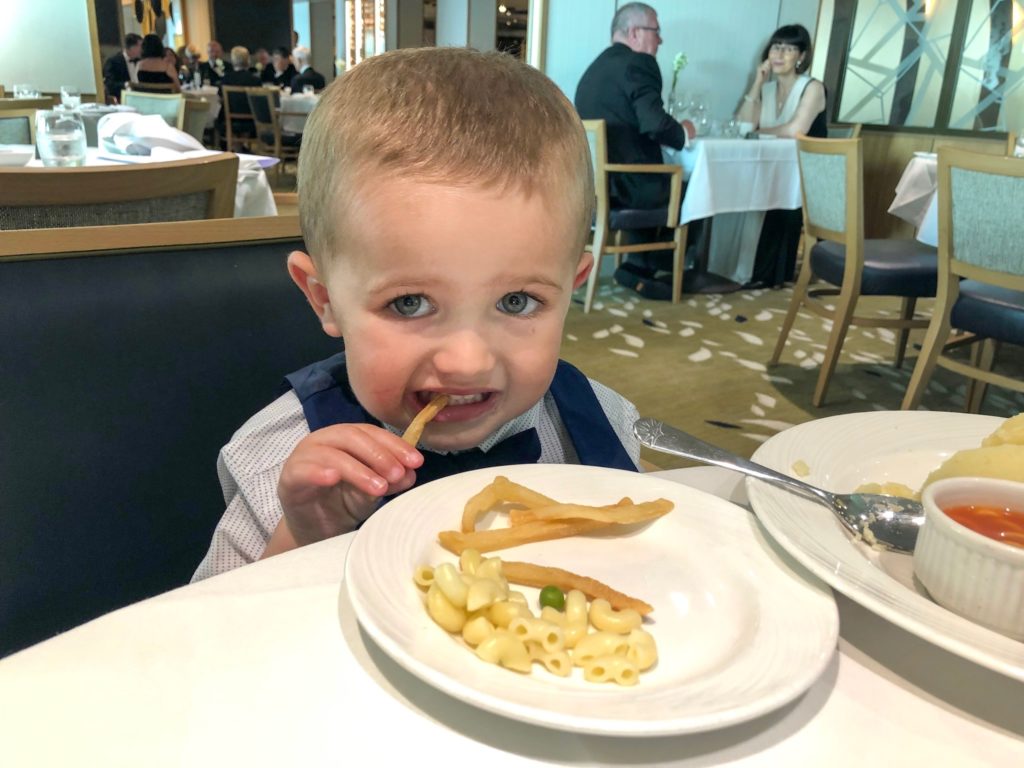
top-left (284, 354), bottom-right (636, 494)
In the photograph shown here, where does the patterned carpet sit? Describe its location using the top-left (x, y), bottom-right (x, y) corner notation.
top-left (562, 278), bottom-right (1024, 470)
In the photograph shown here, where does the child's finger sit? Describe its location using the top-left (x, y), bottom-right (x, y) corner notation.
top-left (286, 444), bottom-right (394, 497)
top-left (311, 423), bottom-right (424, 470)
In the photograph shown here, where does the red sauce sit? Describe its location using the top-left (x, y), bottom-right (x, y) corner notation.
top-left (943, 504), bottom-right (1024, 549)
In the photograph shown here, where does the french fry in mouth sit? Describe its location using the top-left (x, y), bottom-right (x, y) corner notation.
top-left (402, 394), bottom-right (449, 446)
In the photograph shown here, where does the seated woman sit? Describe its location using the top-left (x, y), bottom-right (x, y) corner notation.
top-left (736, 24), bottom-right (826, 288)
top-left (135, 34), bottom-right (181, 92)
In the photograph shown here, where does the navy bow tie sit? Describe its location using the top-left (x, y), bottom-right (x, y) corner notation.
top-left (410, 427), bottom-right (542, 490)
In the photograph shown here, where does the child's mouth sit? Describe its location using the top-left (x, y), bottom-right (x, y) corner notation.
top-left (413, 390), bottom-right (497, 422)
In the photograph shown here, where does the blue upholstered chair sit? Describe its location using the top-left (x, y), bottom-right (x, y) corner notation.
top-left (122, 89), bottom-right (185, 128)
top-left (580, 119), bottom-right (686, 313)
top-left (0, 108), bottom-right (36, 145)
top-left (901, 148), bottom-right (1024, 412)
top-left (770, 136), bottom-right (938, 406)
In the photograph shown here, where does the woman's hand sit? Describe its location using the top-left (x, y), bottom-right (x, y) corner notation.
top-left (755, 58), bottom-right (771, 85)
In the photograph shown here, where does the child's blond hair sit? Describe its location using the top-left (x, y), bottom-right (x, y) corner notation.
top-left (297, 48), bottom-right (594, 271)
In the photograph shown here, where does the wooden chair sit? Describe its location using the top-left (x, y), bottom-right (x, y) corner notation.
top-left (0, 154), bottom-right (238, 230)
top-left (122, 90), bottom-right (185, 129)
top-left (580, 119), bottom-right (686, 313)
top-left (221, 85), bottom-right (256, 152)
top-left (0, 108), bottom-right (36, 145)
top-left (182, 98), bottom-right (212, 143)
top-left (0, 96), bottom-right (53, 111)
top-left (827, 123), bottom-right (862, 139)
top-left (902, 148), bottom-right (1024, 412)
top-left (247, 88), bottom-right (301, 178)
top-left (1008, 132), bottom-right (1019, 156)
top-left (770, 137), bottom-right (938, 406)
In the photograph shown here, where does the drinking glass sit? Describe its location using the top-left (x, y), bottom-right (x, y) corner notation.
top-left (302, 84), bottom-right (315, 95)
top-left (35, 110), bottom-right (87, 167)
top-left (724, 118), bottom-right (741, 138)
top-left (13, 83), bottom-right (33, 98)
top-left (60, 85), bottom-right (82, 110)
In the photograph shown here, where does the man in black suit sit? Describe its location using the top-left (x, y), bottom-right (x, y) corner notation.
top-left (218, 47), bottom-right (262, 143)
top-left (289, 46), bottom-right (326, 93)
top-left (575, 3), bottom-right (694, 297)
top-left (199, 40), bottom-right (234, 86)
top-left (102, 34), bottom-right (142, 104)
top-left (262, 47), bottom-right (297, 87)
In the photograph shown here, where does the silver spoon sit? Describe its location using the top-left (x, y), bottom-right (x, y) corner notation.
top-left (634, 418), bottom-right (925, 553)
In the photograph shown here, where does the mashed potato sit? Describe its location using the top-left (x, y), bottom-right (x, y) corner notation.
top-left (921, 412), bottom-right (1024, 489)
top-left (855, 412), bottom-right (1024, 498)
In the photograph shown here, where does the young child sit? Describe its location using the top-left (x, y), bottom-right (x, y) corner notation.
top-left (193, 48), bottom-right (642, 580)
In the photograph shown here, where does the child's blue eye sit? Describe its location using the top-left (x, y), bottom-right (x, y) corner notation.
top-left (497, 292), bottom-right (539, 315)
top-left (390, 294), bottom-right (433, 317)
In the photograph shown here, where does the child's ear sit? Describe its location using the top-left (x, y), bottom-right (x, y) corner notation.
top-left (286, 251), bottom-right (342, 338)
top-left (572, 252), bottom-right (594, 290)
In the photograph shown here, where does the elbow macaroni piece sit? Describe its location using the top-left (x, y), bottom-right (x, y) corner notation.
top-left (582, 655), bottom-right (640, 686)
top-left (508, 616), bottom-right (564, 654)
top-left (572, 631), bottom-right (630, 666)
top-left (417, 548), bottom-right (656, 685)
top-left (626, 628), bottom-right (658, 671)
top-left (589, 598), bottom-right (642, 634)
top-left (475, 629), bottom-right (531, 672)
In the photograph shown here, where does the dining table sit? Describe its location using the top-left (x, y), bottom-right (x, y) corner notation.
top-left (182, 84), bottom-right (222, 128)
top-left (664, 137), bottom-right (802, 287)
top-left (279, 91), bottom-right (319, 134)
top-left (0, 465), bottom-right (1019, 766)
top-left (888, 152), bottom-right (939, 247)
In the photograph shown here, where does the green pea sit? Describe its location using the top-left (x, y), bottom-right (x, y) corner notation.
top-left (539, 585), bottom-right (566, 611)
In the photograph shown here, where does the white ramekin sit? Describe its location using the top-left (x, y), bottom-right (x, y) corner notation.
top-left (914, 477), bottom-right (1024, 640)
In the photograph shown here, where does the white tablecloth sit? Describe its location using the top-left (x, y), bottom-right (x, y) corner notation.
top-left (664, 138), bottom-right (802, 283)
top-left (26, 147), bottom-right (276, 218)
top-left (888, 153), bottom-right (939, 247)
top-left (279, 92), bottom-right (318, 134)
top-left (0, 466), bottom-right (1019, 766)
top-left (183, 85), bottom-right (222, 127)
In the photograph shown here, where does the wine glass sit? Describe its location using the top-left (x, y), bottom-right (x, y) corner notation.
top-left (60, 86), bottom-right (81, 110)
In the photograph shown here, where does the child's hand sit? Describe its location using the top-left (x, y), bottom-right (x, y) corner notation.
top-left (277, 424), bottom-right (424, 545)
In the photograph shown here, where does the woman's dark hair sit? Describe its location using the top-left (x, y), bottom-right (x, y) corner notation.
top-left (141, 34), bottom-right (165, 59)
top-left (762, 24), bottom-right (813, 74)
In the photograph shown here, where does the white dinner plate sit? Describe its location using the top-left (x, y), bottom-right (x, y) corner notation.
top-left (747, 411), bottom-right (1024, 682)
top-left (345, 464), bottom-right (838, 736)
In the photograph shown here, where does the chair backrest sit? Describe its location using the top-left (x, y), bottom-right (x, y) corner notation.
top-left (0, 108), bottom-right (36, 145)
top-left (582, 119), bottom-right (610, 227)
top-left (127, 81), bottom-right (178, 94)
top-left (246, 87), bottom-right (277, 130)
top-left (0, 154), bottom-right (238, 229)
top-left (0, 217), bottom-right (339, 657)
top-left (0, 96), bottom-right (53, 111)
top-left (122, 91), bottom-right (185, 129)
top-left (222, 85), bottom-right (254, 121)
top-left (937, 147), bottom-right (1024, 287)
top-left (827, 123), bottom-right (862, 139)
top-left (181, 98), bottom-right (211, 142)
top-left (796, 136), bottom-right (863, 248)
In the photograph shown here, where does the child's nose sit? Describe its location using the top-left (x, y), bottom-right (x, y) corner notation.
top-left (432, 329), bottom-right (496, 378)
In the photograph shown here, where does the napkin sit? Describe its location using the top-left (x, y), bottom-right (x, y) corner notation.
top-left (97, 113), bottom-right (204, 156)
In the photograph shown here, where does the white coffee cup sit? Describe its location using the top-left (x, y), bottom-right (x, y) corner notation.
top-left (738, 121), bottom-right (755, 137)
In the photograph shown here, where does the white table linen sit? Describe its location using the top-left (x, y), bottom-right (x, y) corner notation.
top-left (183, 85), bottom-right (222, 127)
top-left (26, 146), bottom-right (276, 219)
top-left (279, 92), bottom-right (318, 134)
top-left (888, 154), bottom-right (939, 247)
top-left (665, 138), bottom-right (802, 283)
top-left (0, 466), bottom-right (1019, 766)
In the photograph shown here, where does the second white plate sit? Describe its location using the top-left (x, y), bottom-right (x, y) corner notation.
top-left (345, 464), bottom-right (837, 736)
top-left (747, 411), bottom-right (1024, 682)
